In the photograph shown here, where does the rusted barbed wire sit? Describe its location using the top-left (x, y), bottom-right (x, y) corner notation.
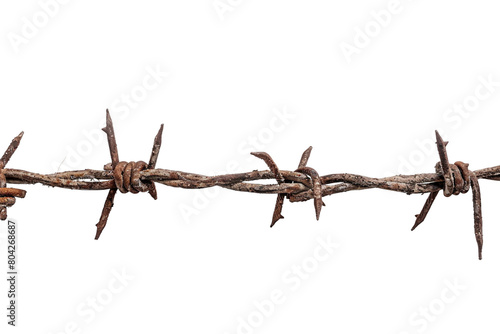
top-left (1, 110), bottom-right (498, 260)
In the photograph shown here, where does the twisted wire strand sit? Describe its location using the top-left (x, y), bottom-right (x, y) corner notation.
top-left (1, 111), bottom-right (498, 259)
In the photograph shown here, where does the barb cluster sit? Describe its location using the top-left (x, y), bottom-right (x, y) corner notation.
top-left (0, 132), bottom-right (26, 220)
top-left (1, 110), bottom-right (498, 260)
top-left (412, 131), bottom-right (483, 259)
top-left (95, 110), bottom-right (163, 239)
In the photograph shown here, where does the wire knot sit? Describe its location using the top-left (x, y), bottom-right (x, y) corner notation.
top-left (0, 187), bottom-right (26, 220)
top-left (104, 160), bottom-right (158, 198)
top-left (95, 110), bottom-right (164, 240)
top-left (113, 161), bottom-right (149, 194)
top-left (295, 166), bottom-right (324, 220)
top-left (435, 161), bottom-right (472, 197)
top-left (413, 131), bottom-right (483, 260)
top-left (251, 146), bottom-right (325, 227)
top-left (0, 131), bottom-right (25, 220)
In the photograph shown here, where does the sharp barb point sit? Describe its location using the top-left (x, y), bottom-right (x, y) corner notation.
top-left (298, 146), bottom-right (313, 169)
top-left (0, 117), bottom-right (493, 260)
top-left (103, 110), bottom-right (119, 167)
top-left (412, 191), bottom-right (439, 231)
top-left (95, 189), bottom-right (117, 240)
top-left (148, 123), bottom-right (164, 169)
top-left (270, 194), bottom-right (285, 228)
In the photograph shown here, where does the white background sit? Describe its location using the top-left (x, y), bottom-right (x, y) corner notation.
top-left (1, 1), bottom-right (500, 333)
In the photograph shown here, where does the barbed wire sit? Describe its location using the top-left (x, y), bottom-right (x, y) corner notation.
top-left (1, 110), bottom-right (497, 260)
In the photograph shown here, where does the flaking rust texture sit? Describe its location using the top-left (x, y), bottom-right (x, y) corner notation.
top-left (0, 110), bottom-right (496, 260)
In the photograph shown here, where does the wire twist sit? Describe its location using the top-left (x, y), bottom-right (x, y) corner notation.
top-left (0, 111), bottom-right (493, 260)
top-left (0, 132), bottom-right (26, 220)
top-left (412, 131), bottom-right (483, 260)
top-left (94, 110), bottom-right (163, 239)
top-left (105, 161), bottom-right (150, 194)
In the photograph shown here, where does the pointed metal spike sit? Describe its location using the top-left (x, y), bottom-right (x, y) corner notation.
top-left (314, 197), bottom-right (322, 220)
top-left (0, 131), bottom-right (25, 221)
top-left (411, 191), bottom-right (439, 231)
top-left (270, 194), bottom-right (285, 228)
top-left (251, 152), bottom-right (284, 183)
top-left (470, 174), bottom-right (483, 260)
top-left (435, 131), bottom-right (453, 197)
top-left (0, 131), bottom-right (24, 167)
top-left (148, 124), bottom-right (164, 169)
top-left (103, 109), bottom-right (120, 167)
top-left (95, 188), bottom-right (117, 240)
top-left (298, 146), bottom-right (313, 169)
top-left (147, 182), bottom-right (158, 200)
top-left (296, 166), bottom-right (323, 221)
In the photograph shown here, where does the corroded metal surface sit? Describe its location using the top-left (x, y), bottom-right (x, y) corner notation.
top-left (0, 110), bottom-right (496, 259)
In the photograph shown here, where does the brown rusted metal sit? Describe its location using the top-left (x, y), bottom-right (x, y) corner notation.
top-left (435, 131), bottom-right (454, 197)
top-left (455, 161), bottom-right (471, 193)
top-left (412, 191), bottom-right (439, 231)
top-left (145, 124), bottom-right (164, 200)
top-left (251, 152), bottom-right (284, 183)
top-left (102, 109), bottom-right (119, 168)
top-left (251, 151), bottom-right (286, 227)
top-left (470, 174), bottom-right (483, 260)
top-left (95, 111), bottom-right (163, 239)
top-left (0, 131), bottom-right (25, 220)
top-left (0, 111), bottom-right (496, 260)
top-left (0, 197), bottom-right (15, 206)
top-left (298, 146), bottom-right (312, 169)
top-left (0, 188), bottom-right (26, 198)
top-left (411, 132), bottom-right (483, 259)
top-left (95, 188), bottom-right (117, 240)
top-left (295, 167), bottom-right (323, 220)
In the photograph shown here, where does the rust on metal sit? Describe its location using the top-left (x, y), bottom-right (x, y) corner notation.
top-left (251, 151), bottom-right (286, 227)
top-left (0, 112), bottom-right (495, 260)
top-left (410, 132), bottom-right (483, 259)
top-left (412, 191), bottom-right (439, 231)
top-left (295, 166), bottom-right (323, 220)
top-left (0, 131), bottom-right (25, 220)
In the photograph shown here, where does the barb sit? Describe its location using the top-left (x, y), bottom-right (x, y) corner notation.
top-left (0, 111), bottom-right (497, 260)
top-left (95, 110), bottom-right (162, 239)
top-left (295, 167), bottom-right (323, 220)
top-left (146, 124), bottom-right (164, 200)
top-left (0, 132), bottom-right (26, 220)
top-left (251, 152), bottom-right (286, 227)
top-left (410, 131), bottom-right (483, 260)
top-left (298, 146), bottom-right (313, 169)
